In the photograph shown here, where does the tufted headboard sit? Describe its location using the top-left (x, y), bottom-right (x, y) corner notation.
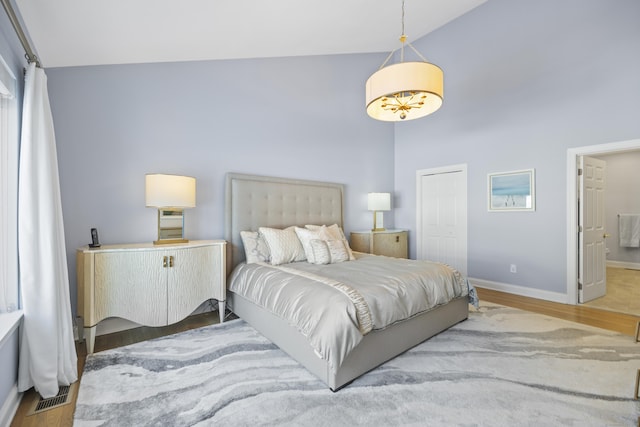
top-left (224, 173), bottom-right (344, 273)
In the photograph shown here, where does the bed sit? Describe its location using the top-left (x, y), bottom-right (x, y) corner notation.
top-left (224, 173), bottom-right (471, 391)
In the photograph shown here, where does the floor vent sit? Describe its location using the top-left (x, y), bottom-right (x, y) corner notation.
top-left (27, 383), bottom-right (77, 415)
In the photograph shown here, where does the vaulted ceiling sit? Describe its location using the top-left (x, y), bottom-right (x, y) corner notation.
top-left (15, 0), bottom-right (486, 68)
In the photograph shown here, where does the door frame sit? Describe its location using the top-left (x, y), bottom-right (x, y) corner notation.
top-left (416, 164), bottom-right (468, 276)
top-left (566, 138), bottom-right (640, 305)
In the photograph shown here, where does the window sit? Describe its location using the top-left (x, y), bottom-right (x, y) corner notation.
top-left (0, 54), bottom-right (18, 314)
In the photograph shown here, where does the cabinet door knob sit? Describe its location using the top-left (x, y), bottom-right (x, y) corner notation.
top-left (396, 236), bottom-right (400, 243)
top-left (163, 256), bottom-right (168, 268)
top-left (169, 256), bottom-right (174, 268)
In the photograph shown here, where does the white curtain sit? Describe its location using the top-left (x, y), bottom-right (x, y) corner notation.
top-left (17, 63), bottom-right (77, 398)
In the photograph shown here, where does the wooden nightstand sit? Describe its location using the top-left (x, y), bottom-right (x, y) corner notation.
top-left (350, 230), bottom-right (408, 258)
top-left (76, 240), bottom-right (226, 353)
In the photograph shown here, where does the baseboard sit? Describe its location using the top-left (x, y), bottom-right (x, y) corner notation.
top-left (0, 385), bottom-right (22, 427)
top-left (469, 277), bottom-right (569, 304)
top-left (607, 260), bottom-right (640, 270)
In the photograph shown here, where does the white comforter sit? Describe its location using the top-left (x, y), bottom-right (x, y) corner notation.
top-left (228, 253), bottom-right (470, 373)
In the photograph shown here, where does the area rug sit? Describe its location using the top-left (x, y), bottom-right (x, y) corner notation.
top-left (74, 303), bottom-right (639, 426)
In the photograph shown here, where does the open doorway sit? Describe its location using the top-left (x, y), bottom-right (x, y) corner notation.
top-left (567, 138), bottom-right (640, 313)
top-left (582, 267), bottom-right (640, 315)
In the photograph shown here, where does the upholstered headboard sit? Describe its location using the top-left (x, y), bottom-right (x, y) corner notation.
top-left (224, 173), bottom-right (344, 273)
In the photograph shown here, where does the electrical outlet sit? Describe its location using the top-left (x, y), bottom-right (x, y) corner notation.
top-left (510, 264), bottom-right (517, 273)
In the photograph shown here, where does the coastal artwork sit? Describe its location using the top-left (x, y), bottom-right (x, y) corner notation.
top-left (488, 169), bottom-right (535, 211)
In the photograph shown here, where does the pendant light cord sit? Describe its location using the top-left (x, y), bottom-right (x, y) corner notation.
top-left (376, 0), bottom-right (429, 70)
top-left (401, 0), bottom-right (405, 36)
top-left (400, 0), bottom-right (405, 62)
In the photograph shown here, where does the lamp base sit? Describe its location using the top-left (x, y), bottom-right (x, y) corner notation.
top-left (371, 211), bottom-right (386, 233)
top-left (153, 238), bottom-right (189, 245)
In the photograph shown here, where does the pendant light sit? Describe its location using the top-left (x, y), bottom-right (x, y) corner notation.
top-left (366, 0), bottom-right (443, 122)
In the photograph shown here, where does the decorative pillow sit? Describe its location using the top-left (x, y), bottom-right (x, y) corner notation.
top-left (294, 226), bottom-right (327, 264)
top-left (309, 239), bottom-right (350, 264)
top-left (240, 231), bottom-right (270, 264)
top-left (306, 224), bottom-right (355, 261)
top-left (259, 226), bottom-right (306, 265)
top-left (308, 239), bottom-right (331, 265)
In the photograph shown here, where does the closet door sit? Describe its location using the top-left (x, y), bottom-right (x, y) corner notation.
top-left (417, 166), bottom-right (467, 277)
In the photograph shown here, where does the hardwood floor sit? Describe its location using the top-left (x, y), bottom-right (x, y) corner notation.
top-left (582, 267), bottom-right (640, 316)
top-left (10, 291), bottom-right (640, 427)
top-left (10, 310), bottom-right (227, 427)
top-left (476, 287), bottom-right (640, 337)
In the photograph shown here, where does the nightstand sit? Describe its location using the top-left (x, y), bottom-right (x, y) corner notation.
top-left (350, 230), bottom-right (408, 258)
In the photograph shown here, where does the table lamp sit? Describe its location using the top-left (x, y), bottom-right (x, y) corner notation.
top-left (368, 192), bottom-right (391, 232)
top-left (145, 174), bottom-right (196, 244)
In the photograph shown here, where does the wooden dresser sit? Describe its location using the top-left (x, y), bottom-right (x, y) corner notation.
top-left (76, 240), bottom-right (226, 353)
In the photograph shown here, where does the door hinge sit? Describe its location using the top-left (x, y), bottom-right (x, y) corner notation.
top-left (578, 225), bottom-right (582, 232)
top-left (578, 168), bottom-right (583, 176)
top-left (578, 282), bottom-right (583, 290)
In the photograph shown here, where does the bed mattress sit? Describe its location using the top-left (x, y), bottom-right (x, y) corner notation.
top-left (228, 253), bottom-right (472, 373)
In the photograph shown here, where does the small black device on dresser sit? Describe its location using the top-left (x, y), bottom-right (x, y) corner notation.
top-left (89, 228), bottom-right (101, 248)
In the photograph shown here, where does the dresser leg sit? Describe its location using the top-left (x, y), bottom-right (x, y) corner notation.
top-left (84, 326), bottom-right (96, 354)
top-left (219, 300), bottom-right (225, 323)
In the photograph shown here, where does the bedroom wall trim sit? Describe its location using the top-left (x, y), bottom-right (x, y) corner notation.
top-left (566, 138), bottom-right (640, 305)
top-left (470, 277), bottom-right (568, 304)
top-left (606, 260), bottom-right (640, 271)
top-left (0, 384), bottom-right (21, 427)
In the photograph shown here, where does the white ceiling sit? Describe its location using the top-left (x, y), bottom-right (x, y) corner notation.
top-left (15, 0), bottom-right (486, 68)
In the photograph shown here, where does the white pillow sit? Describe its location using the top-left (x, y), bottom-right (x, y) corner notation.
top-left (294, 227), bottom-right (327, 264)
top-left (259, 226), bottom-right (306, 265)
top-left (326, 239), bottom-right (350, 263)
top-left (309, 239), bottom-right (350, 264)
top-left (306, 224), bottom-right (355, 261)
top-left (240, 231), bottom-right (270, 264)
top-left (308, 239), bottom-right (330, 265)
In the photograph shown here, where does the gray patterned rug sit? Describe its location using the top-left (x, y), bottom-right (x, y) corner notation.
top-left (74, 303), bottom-right (639, 426)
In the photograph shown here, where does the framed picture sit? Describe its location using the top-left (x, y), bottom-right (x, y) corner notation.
top-left (488, 169), bottom-right (535, 212)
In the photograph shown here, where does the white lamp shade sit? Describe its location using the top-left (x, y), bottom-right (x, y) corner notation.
top-left (145, 174), bottom-right (196, 208)
top-left (368, 193), bottom-right (391, 211)
top-left (366, 62), bottom-right (443, 122)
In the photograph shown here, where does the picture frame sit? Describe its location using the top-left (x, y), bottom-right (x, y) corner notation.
top-left (488, 169), bottom-right (535, 212)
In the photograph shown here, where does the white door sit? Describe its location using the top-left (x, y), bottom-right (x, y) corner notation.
top-left (417, 166), bottom-right (467, 277)
top-left (578, 156), bottom-right (607, 303)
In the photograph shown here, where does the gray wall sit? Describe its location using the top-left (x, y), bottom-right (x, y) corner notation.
top-left (46, 53), bottom-right (395, 314)
top-left (0, 0), bottom-right (25, 417)
top-left (596, 151), bottom-right (640, 265)
top-left (394, 0), bottom-right (640, 294)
